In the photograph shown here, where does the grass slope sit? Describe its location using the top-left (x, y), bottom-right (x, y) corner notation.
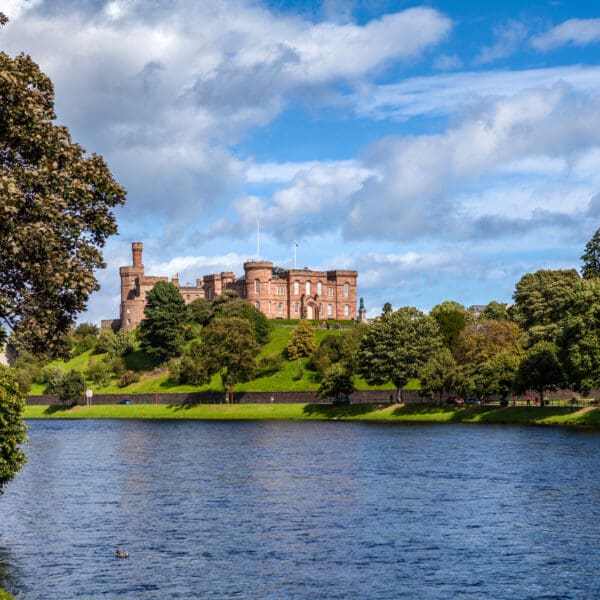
top-left (29, 324), bottom-right (410, 394)
top-left (23, 404), bottom-right (600, 429)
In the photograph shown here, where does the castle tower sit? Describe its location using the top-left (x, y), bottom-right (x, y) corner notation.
top-left (244, 261), bottom-right (274, 314)
top-left (119, 242), bottom-right (146, 330)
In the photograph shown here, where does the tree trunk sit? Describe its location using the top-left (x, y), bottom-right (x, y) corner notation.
top-left (539, 388), bottom-right (544, 408)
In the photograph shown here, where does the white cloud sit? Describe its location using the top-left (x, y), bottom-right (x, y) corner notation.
top-left (532, 18), bottom-right (600, 51)
top-left (474, 21), bottom-right (528, 65)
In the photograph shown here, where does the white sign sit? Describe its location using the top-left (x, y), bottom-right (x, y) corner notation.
top-left (86, 389), bottom-right (93, 406)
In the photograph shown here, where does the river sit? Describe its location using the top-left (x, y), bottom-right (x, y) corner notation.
top-left (0, 420), bottom-right (598, 599)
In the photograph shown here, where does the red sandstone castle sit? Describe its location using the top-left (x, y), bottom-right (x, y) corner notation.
top-left (110, 242), bottom-right (358, 330)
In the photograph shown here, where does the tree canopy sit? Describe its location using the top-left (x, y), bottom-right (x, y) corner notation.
top-left (0, 18), bottom-right (126, 355)
top-left (581, 228), bottom-right (600, 279)
top-left (139, 281), bottom-right (187, 360)
top-left (358, 306), bottom-right (443, 402)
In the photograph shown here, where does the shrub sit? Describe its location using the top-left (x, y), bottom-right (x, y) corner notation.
top-left (58, 370), bottom-right (86, 403)
top-left (86, 358), bottom-right (110, 387)
top-left (40, 366), bottom-right (65, 394)
top-left (255, 354), bottom-right (283, 378)
top-left (293, 363), bottom-right (305, 381)
top-left (119, 370), bottom-right (140, 388)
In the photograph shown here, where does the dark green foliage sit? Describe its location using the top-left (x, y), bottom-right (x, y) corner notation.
top-left (480, 301), bottom-right (508, 321)
top-left (310, 334), bottom-right (344, 375)
top-left (10, 351), bottom-right (42, 393)
top-left (430, 301), bottom-right (470, 349)
top-left (557, 278), bottom-right (600, 393)
top-left (287, 320), bottom-right (317, 360)
top-left (58, 369), bottom-right (86, 403)
top-left (418, 347), bottom-right (456, 402)
top-left (71, 323), bottom-right (99, 356)
top-left (169, 341), bottom-right (210, 386)
top-left (317, 363), bottom-right (355, 399)
top-left (187, 297), bottom-right (212, 326)
top-left (512, 269), bottom-right (580, 344)
top-left (581, 228), bottom-right (600, 279)
top-left (255, 353), bottom-right (284, 378)
top-left (198, 318), bottom-right (260, 399)
top-left (0, 365), bottom-right (27, 494)
top-left (211, 297), bottom-right (272, 345)
top-left (95, 328), bottom-right (135, 357)
top-left (475, 351), bottom-right (520, 401)
top-left (0, 33), bottom-right (125, 356)
top-left (514, 341), bottom-right (563, 404)
top-left (139, 281), bottom-right (187, 360)
top-left (358, 306), bottom-right (443, 402)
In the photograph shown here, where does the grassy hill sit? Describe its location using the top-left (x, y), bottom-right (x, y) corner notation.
top-left (29, 322), bottom-right (410, 395)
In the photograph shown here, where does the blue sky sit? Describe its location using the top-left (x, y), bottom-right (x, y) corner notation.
top-left (3, 0), bottom-right (600, 322)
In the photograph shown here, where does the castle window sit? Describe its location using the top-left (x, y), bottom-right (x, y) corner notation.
top-left (327, 287), bottom-right (334, 297)
top-left (278, 302), bottom-right (283, 314)
top-left (255, 279), bottom-right (260, 294)
top-left (317, 281), bottom-right (322, 296)
top-left (186, 295), bottom-right (190, 301)
top-left (344, 282), bottom-right (349, 297)
top-left (294, 281), bottom-right (300, 295)
top-left (306, 281), bottom-right (311, 296)
top-left (294, 302), bottom-right (300, 314)
top-left (255, 301), bottom-right (260, 311)
top-left (327, 304), bottom-right (333, 316)
top-left (127, 308), bottom-right (131, 314)
top-left (344, 304), bottom-right (349, 316)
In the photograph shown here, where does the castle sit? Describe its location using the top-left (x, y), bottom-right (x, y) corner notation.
top-left (107, 242), bottom-right (358, 330)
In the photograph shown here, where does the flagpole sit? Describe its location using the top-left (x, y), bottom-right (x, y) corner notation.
top-left (256, 221), bottom-right (260, 260)
top-left (294, 241), bottom-right (298, 269)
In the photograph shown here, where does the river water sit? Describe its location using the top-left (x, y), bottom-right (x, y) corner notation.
top-left (0, 420), bottom-right (598, 599)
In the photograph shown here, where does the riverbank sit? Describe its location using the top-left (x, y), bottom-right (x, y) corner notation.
top-left (23, 404), bottom-right (600, 429)
top-left (0, 590), bottom-right (15, 600)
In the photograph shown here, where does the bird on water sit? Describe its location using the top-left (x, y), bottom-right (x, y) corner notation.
top-left (115, 548), bottom-right (129, 558)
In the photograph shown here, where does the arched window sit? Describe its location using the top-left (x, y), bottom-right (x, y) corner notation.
top-left (278, 302), bottom-right (284, 314)
top-left (344, 304), bottom-right (349, 316)
top-left (255, 279), bottom-right (260, 294)
top-left (327, 304), bottom-right (333, 316)
top-left (317, 281), bottom-right (322, 296)
top-left (294, 280), bottom-right (300, 295)
top-left (306, 281), bottom-right (311, 296)
top-left (294, 302), bottom-right (300, 314)
top-left (343, 282), bottom-right (349, 297)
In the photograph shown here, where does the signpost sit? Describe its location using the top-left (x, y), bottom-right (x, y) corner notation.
top-left (86, 389), bottom-right (93, 406)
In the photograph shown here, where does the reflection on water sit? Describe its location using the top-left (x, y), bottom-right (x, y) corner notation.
top-left (0, 420), bottom-right (599, 599)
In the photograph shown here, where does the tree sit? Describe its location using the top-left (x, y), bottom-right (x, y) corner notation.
top-left (139, 281), bottom-right (187, 360)
top-left (187, 297), bottom-right (212, 326)
top-left (287, 320), bottom-right (317, 360)
top-left (480, 301), bottom-right (508, 321)
top-left (557, 278), bottom-right (600, 394)
top-left (358, 306), bottom-right (443, 402)
top-left (317, 363), bottom-right (356, 400)
top-left (512, 269), bottom-right (580, 344)
top-left (199, 318), bottom-right (259, 402)
top-left (418, 347), bottom-right (456, 403)
top-left (430, 301), bottom-right (470, 349)
top-left (514, 341), bottom-right (563, 406)
top-left (581, 228), bottom-right (600, 279)
top-left (0, 366), bottom-right (27, 494)
top-left (212, 296), bottom-right (271, 345)
top-left (475, 351), bottom-right (520, 402)
top-left (95, 328), bottom-right (134, 357)
top-left (0, 17), bottom-right (126, 355)
top-left (58, 369), bottom-right (86, 403)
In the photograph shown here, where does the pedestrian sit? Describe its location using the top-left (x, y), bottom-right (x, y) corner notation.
top-left (526, 395), bottom-right (530, 406)
top-left (269, 395), bottom-right (274, 404)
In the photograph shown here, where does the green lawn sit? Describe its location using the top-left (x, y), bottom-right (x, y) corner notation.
top-left (23, 403), bottom-right (600, 429)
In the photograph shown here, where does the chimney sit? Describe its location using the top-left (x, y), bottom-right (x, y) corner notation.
top-left (132, 242), bottom-right (143, 268)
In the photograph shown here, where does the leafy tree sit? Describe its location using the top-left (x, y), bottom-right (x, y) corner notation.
top-left (453, 319), bottom-right (523, 366)
top-left (58, 369), bottom-right (86, 403)
top-left (9, 350), bottom-right (42, 394)
top-left (475, 351), bottom-right (520, 402)
top-left (0, 17), bottom-right (126, 355)
top-left (514, 341), bottom-right (563, 406)
top-left (358, 306), bottom-right (443, 402)
top-left (430, 301), bottom-right (470, 349)
top-left (418, 347), bottom-right (456, 403)
top-left (187, 297), bottom-right (212, 326)
top-left (581, 228), bottom-right (600, 279)
top-left (96, 328), bottom-right (135, 357)
top-left (480, 301), bottom-right (508, 321)
top-left (317, 363), bottom-right (356, 400)
top-left (310, 334), bottom-right (344, 375)
top-left (198, 318), bottom-right (259, 402)
top-left (139, 281), bottom-right (187, 360)
top-left (40, 365), bottom-right (65, 394)
top-left (557, 278), bottom-right (600, 394)
top-left (287, 320), bottom-right (317, 360)
top-left (71, 322), bottom-right (99, 355)
top-left (0, 366), bottom-right (27, 494)
top-left (512, 269), bottom-right (580, 344)
top-left (382, 302), bottom-right (393, 316)
top-left (86, 357), bottom-right (110, 387)
top-left (212, 297), bottom-right (271, 345)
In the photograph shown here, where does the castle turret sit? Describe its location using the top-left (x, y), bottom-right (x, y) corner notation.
top-left (244, 261), bottom-right (273, 312)
top-left (119, 242), bottom-right (146, 330)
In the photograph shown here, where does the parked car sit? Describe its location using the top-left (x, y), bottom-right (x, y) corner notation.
top-left (332, 395), bottom-right (350, 406)
top-left (465, 397), bottom-right (481, 405)
top-left (445, 396), bottom-right (464, 405)
top-left (118, 399), bottom-right (132, 405)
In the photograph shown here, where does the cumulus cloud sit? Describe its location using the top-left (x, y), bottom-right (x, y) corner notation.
top-left (532, 18), bottom-right (600, 51)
